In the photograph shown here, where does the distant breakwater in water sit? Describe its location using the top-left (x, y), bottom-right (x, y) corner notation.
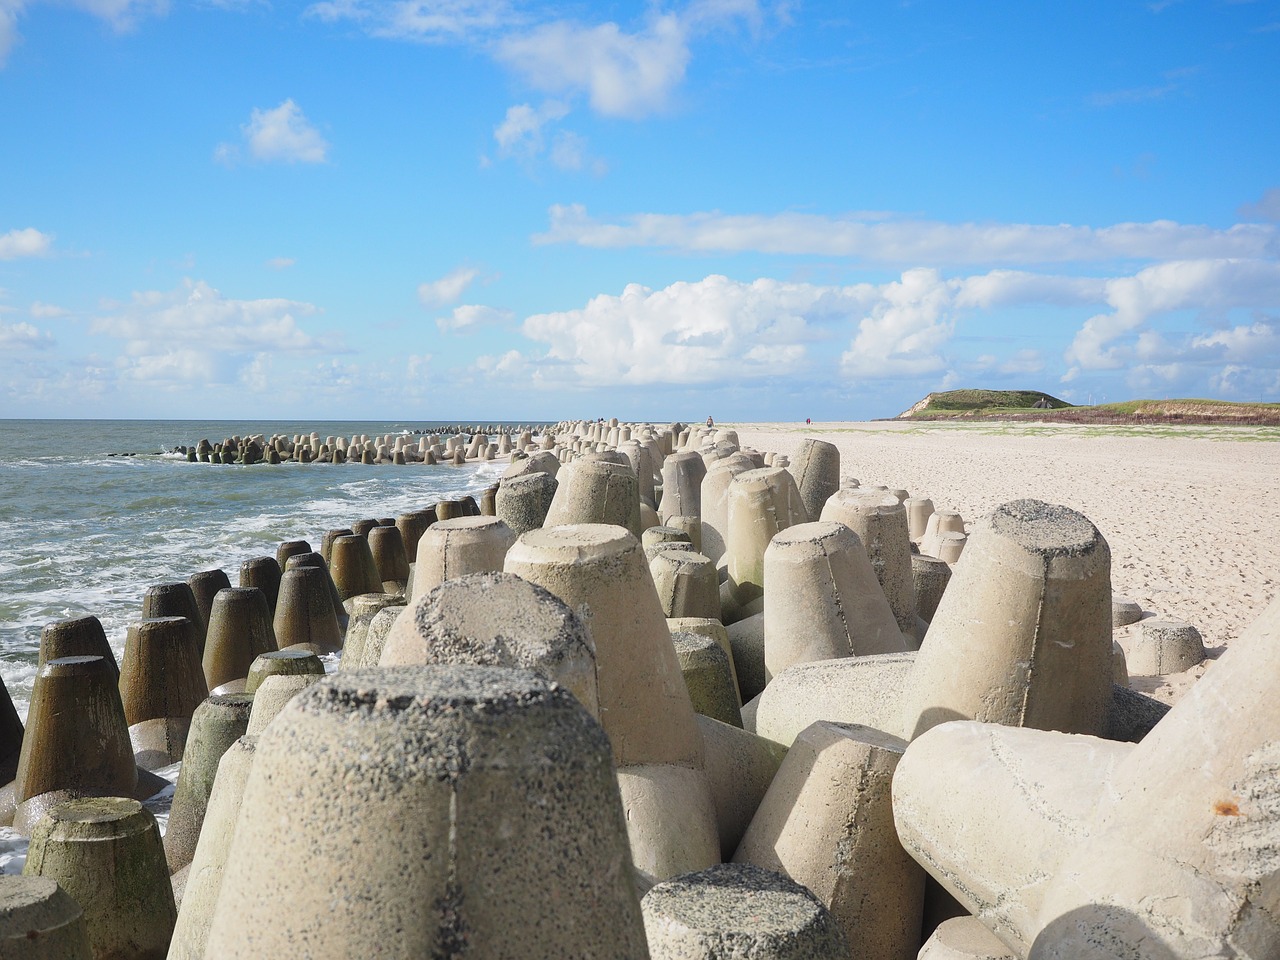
top-left (0, 419), bottom-right (527, 720)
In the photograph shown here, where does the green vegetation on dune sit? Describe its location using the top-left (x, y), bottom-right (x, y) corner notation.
top-left (898, 389), bottom-right (1071, 418)
top-left (897, 391), bottom-right (1280, 425)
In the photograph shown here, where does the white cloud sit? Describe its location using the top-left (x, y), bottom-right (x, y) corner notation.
top-left (436, 303), bottom-right (514, 332)
top-left (266, 256), bottom-right (296, 270)
top-left (519, 274), bottom-right (857, 386)
top-left (1241, 187), bottom-right (1280, 222)
top-left (493, 101), bottom-right (569, 155)
top-left (534, 204), bottom-right (1280, 264)
top-left (418, 267), bottom-right (479, 307)
top-left (497, 15), bottom-right (690, 119)
top-left (30, 301), bottom-right (68, 318)
top-left (492, 101), bottom-right (604, 173)
top-left (216, 99), bottom-right (329, 165)
top-left (304, 0), bottom-right (514, 43)
top-left (0, 321), bottom-right (53, 349)
top-left (1063, 259), bottom-right (1280, 373)
top-left (840, 268), bottom-right (955, 378)
top-left (0, 227), bottom-right (53, 259)
top-left (91, 279), bottom-right (327, 384)
top-left (0, 0), bottom-right (166, 68)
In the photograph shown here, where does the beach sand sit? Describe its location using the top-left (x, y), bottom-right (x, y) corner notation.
top-left (731, 420), bottom-right (1280, 704)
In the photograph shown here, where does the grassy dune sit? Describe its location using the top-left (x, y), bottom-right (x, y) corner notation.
top-left (897, 391), bottom-right (1280, 425)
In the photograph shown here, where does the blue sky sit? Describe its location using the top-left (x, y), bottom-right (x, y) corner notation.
top-left (1, 0), bottom-right (1278, 421)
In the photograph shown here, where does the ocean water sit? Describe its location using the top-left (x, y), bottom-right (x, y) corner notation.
top-left (0, 419), bottom-right (522, 871)
top-left (0, 419), bottom-right (518, 718)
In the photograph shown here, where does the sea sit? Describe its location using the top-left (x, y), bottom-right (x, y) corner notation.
top-left (0, 418), bottom-right (526, 871)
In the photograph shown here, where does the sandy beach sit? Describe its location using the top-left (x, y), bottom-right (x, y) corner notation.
top-left (732, 420), bottom-right (1280, 702)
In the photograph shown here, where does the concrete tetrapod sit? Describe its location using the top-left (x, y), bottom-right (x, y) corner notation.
top-left (918, 917), bottom-right (1017, 960)
top-left (395, 508), bottom-right (435, 564)
top-left (366, 524), bottom-right (410, 594)
top-left (185, 569), bottom-right (231, 640)
top-left (0, 875), bottom-right (93, 960)
top-left (754, 653), bottom-right (917, 746)
top-left (891, 598), bottom-right (1280, 960)
top-left (725, 467), bottom-right (808, 606)
top-left (504, 524), bottom-right (719, 882)
top-left (495, 471), bottom-right (558, 537)
top-left (659, 450), bottom-right (707, 525)
top-left (272, 566), bottom-right (342, 656)
top-left (698, 453), bottom-right (755, 569)
top-left (544, 458), bottom-right (643, 536)
top-left (38, 615), bottom-right (118, 676)
top-left (412, 515), bottom-right (516, 600)
top-left (274, 539), bottom-right (311, 573)
top-left (202, 587), bottom-right (277, 691)
top-left (118, 617), bottom-right (208, 769)
top-left (163, 693), bottom-right (254, 875)
top-left (167, 736), bottom-right (257, 960)
top-left (343, 603), bottom-right (405, 670)
top-left (141, 584), bottom-right (206, 655)
top-left (1124, 618), bottom-right (1206, 674)
top-left (668, 617), bottom-right (741, 705)
top-left (283, 551), bottom-right (349, 637)
top-left (237, 556), bottom-right (281, 614)
top-left (245, 673), bottom-right (322, 735)
top-left (379, 571), bottom-right (599, 717)
top-left (243, 649), bottom-right (324, 694)
top-left (892, 722), bottom-right (1134, 955)
top-left (339, 593), bottom-right (405, 669)
top-left (735, 721), bottom-right (924, 960)
top-left (205, 667), bottom-right (649, 959)
top-left (14, 656), bottom-right (137, 811)
top-left (24, 797), bottom-right (176, 960)
top-left (328, 534), bottom-right (385, 602)
top-left (642, 863), bottom-right (849, 960)
top-left (0, 674), bottom-right (22, 789)
top-left (789, 438), bottom-right (840, 523)
top-left (906, 497), bottom-right (936, 542)
top-left (899, 499), bottom-right (1114, 742)
top-left (696, 714), bottom-right (787, 861)
top-left (763, 521), bottom-right (906, 683)
top-left (1034, 593), bottom-right (1280, 957)
top-left (911, 553), bottom-right (952, 624)
top-left (820, 488), bottom-right (919, 644)
top-left (671, 631), bottom-right (743, 728)
top-left (650, 549), bottom-right (720, 621)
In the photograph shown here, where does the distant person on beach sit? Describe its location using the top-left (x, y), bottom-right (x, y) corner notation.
top-left (706, 416), bottom-right (714, 428)
top-left (806, 418), bottom-right (811, 424)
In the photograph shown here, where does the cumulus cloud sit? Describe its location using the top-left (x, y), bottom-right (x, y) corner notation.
top-left (216, 99), bottom-right (329, 165)
top-left (1063, 259), bottom-right (1280, 374)
top-left (496, 15), bottom-right (691, 119)
top-left (418, 267), bottom-right (480, 307)
top-left (0, 321), bottom-right (53, 349)
top-left (309, 0), bottom-right (765, 120)
top-left (91, 278), bottom-right (329, 384)
top-left (436, 303), bottom-right (514, 332)
top-left (1240, 187), bottom-right (1280, 222)
top-left (840, 268), bottom-right (956, 378)
top-left (518, 274), bottom-right (862, 386)
top-left (0, 227), bottom-right (53, 259)
top-left (534, 204), bottom-right (1280, 265)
